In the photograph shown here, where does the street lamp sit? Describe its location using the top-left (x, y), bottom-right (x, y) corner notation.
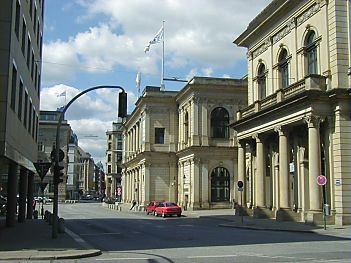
top-left (52, 85), bottom-right (127, 238)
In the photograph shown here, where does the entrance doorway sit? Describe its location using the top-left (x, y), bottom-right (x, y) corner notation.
top-left (210, 167), bottom-right (230, 202)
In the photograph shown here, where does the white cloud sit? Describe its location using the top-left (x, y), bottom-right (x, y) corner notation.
top-left (42, 0), bottom-right (271, 83)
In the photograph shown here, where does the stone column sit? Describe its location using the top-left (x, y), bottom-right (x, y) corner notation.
top-left (201, 100), bottom-right (209, 146)
top-left (190, 158), bottom-right (200, 209)
top-left (237, 141), bottom-right (246, 205)
top-left (18, 168), bottom-right (28, 223)
top-left (144, 109), bottom-right (151, 151)
top-left (144, 164), bottom-right (150, 203)
top-left (276, 126), bottom-right (289, 209)
top-left (26, 171), bottom-right (34, 219)
top-left (6, 161), bottom-right (18, 227)
top-left (178, 108), bottom-right (183, 149)
top-left (306, 116), bottom-right (322, 211)
top-left (191, 98), bottom-right (199, 146)
top-left (201, 162), bottom-right (209, 208)
top-left (254, 135), bottom-right (265, 207)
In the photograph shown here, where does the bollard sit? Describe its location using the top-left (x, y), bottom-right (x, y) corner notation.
top-left (48, 212), bottom-right (53, 225)
top-left (58, 217), bottom-right (65, 233)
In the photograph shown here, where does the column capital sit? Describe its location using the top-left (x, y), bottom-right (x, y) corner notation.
top-left (274, 125), bottom-right (288, 136)
top-left (304, 115), bottom-right (321, 128)
top-left (252, 133), bottom-right (263, 142)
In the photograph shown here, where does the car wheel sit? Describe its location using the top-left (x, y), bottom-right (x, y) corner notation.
top-left (146, 211), bottom-right (149, 215)
top-left (177, 214), bottom-right (181, 217)
top-left (162, 212), bottom-right (165, 218)
top-left (154, 211), bottom-right (158, 217)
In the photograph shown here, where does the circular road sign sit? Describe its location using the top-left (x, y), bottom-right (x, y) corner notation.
top-left (317, 175), bottom-right (327, 186)
top-left (237, 180), bottom-right (244, 188)
top-left (116, 187), bottom-right (122, 196)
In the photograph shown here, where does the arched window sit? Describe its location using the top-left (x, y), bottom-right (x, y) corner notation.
top-left (305, 31), bottom-right (318, 75)
top-left (184, 112), bottom-right (189, 143)
top-left (278, 48), bottom-right (289, 88)
top-left (210, 107), bottom-right (229, 139)
top-left (257, 63), bottom-right (266, 99)
top-left (211, 167), bottom-right (230, 202)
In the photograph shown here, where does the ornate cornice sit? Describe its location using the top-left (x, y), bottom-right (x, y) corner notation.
top-left (296, 3), bottom-right (321, 27)
top-left (272, 18), bottom-right (295, 44)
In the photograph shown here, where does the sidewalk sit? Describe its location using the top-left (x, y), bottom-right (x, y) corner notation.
top-left (0, 217), bottom-right (101, 261)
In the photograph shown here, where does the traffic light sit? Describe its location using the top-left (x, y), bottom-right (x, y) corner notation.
top-left (54, 162), bottom-right (64, 185)
top-left (118, 91), bottom-right (127, 118)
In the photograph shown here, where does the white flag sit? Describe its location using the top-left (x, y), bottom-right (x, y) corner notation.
top-left (136, 72), bottom-right (141, 89)
top-left (144, 26), bottom-right (164, 53)
top-left (57, 91), bottom-right (66, 97)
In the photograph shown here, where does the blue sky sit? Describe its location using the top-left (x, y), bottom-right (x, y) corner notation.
top-left (40, 0), bottom-right (271, 165)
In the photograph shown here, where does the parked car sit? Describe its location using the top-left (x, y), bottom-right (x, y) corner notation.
top-left (154, 202), bottom-right (182, 217)
top-left (146, 201), bottom-right (161, 215)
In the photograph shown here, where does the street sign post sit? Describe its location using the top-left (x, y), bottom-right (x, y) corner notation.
top-left (317, 175), bottom-right (328, 230)
top-left (237, 181), bottom-right (244, 224)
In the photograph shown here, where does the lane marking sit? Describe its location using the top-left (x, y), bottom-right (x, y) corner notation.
top-left (188, 255), bottom-right (238, 258)
top-left (96, 257), bottom-right (150, 261)
top-left (80, 232), bottom-right (121, 236)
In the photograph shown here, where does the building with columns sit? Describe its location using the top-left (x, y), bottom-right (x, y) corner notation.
top-left (122, 86), bottom-right (179, 206)
top-left (232, 0), bottom-right (351, 225)
top-left (122, 78), bottom-right (247, 210)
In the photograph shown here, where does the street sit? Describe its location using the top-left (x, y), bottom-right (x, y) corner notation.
top-left (27, 202), bottom-right (350, 263)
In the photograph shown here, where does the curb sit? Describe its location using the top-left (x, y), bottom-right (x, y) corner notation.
top-left (218, 223), bottom-right (314, 233)
top-left (0, 249), bottom-right (102, 261)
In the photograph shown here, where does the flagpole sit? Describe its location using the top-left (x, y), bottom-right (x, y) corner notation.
top-left (161, 20), bottom-right (165, 91)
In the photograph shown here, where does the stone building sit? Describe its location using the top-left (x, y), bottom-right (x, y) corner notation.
top-left (122, 78), bottom-right (247, 210)
top-left (232, 0), bottom-right (351, 225)
top-left (38, 110), bottom-right (71, 201)
top-left (105, 119), bottom-right (124, 199)
top-left (0, 0), bottom-right (44, 226)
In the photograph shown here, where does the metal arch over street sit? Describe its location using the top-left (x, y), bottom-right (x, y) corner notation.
top-left (52, 85), bottom-right (127, 238)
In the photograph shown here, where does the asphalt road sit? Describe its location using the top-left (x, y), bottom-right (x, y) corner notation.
top-left (45, 203), bottom-right (350, 263)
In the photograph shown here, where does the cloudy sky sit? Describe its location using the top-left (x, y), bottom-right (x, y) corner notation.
top-left (40, 0), bottom-right (271, 166)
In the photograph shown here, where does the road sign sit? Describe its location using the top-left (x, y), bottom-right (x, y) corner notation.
top-left (237, 180), bottom-right (244, 188)
top-left (116, 187), bottom-right (122, 196)
top-left (317, 175), bottom-right (327, 186)
top-left (34, 162), bottom-right (52, 181)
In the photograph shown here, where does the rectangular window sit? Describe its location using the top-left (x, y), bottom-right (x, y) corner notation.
top-left (155, 128), bottom-right (165, 144)
top-left (36, 23), bottom-right (40, 45)
top-left (10, 66), bottom-right (17, 111)
top-left (31, 51), bottom-right (34, 79)
top-left (28, 101), bottom-right (32, 134)
top-left (26, 36), bottom-right (31, 67)
top-left (107, 154), bottom-right (111, 162)
top-left (34, 63), bottom-right (38, 90)
top-left (29, 0), bottom-right (33, 18)
top-left (32, 108), bottom-right (35, 138)
top-left (18, 80), bottom-right (23, 120)
top-left (15, 1), bottom-right (20, 39)
top-left (21, 18), bottom-right (26, 55)
top-left (33, 7), bottom-right (37, 32)
top-left (38, 141), bottom-right (44, 152)
top-left (107, 165), bottom-right (111, 174)
top-left (24, 92), bottom-right (28, 128)
top-left (108, 142), bottom-right (112, 150)
top-left (37, 72), bottom-right (41, 96)
top-left (35, 114), bottom-right (38, 142)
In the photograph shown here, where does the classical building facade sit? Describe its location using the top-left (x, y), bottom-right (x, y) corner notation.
top-left (0, 0), bottom-right (44, 226)
top-left (38, 110), bottom-right (71, 201)
top-left (232, 0), bottom-right (351, 225)
top-left (122, 86), bottom-right (179, 206)
top-left (105, 119), bottom-right (124, 199)
top-left (176, 78), bottom-right (247, 209)
top-left (122, 78), bottom-right (247, 210)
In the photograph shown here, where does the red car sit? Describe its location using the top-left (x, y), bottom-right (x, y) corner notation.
top-left (146, 201), bottom-right (161, 215)
top-left (154, 202), bottom-right (182, 217)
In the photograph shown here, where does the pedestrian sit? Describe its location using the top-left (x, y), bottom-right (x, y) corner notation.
top-left (32, 199), bottom-right (37, 211)
top-left (130, 200), bottom-right (137, 210)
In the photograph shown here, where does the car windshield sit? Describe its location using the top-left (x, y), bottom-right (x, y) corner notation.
top-left (165, 203), bottom-right (177, 207)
